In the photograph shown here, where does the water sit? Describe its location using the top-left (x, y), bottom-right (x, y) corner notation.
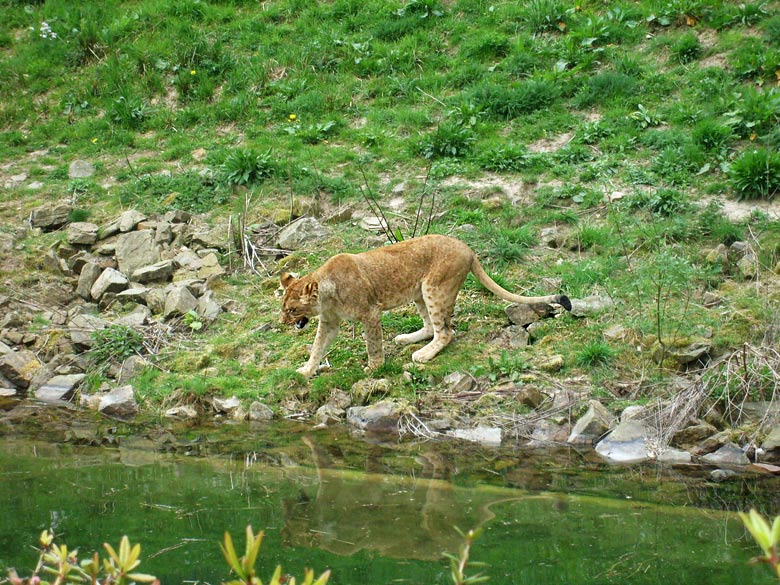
top-left (0, 417), bottom-right (777, 584)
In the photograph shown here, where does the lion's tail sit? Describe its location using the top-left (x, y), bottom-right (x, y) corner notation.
top-left (470, 255), bottom-right (572, 311)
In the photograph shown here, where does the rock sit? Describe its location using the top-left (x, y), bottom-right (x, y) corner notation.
top-left (692, 430), bottom-right (731, 456)
top-left (568, 400), bottom-right (616, 445)
top-left (118, 210), bottom-right (147, 232)
top-left (491, 325), bottom-right (529, 349)
top-left (652, 339), bottom-right (711, 369)
top-left (68, 160), bottom-right (95, 178)
top-left (188, 226), bottom-right (227, 250)
top-left (594, 420), bottom-right (651, 464)
top-left (174, 248), bottom-right (201, 269)
top-left (249, 401), bottom-right (275, 421)
top-left (164, 405), bottom-right (198, 419)
top-left (749, 462), bottom-right (780, 475)
top-left (672, 422), bottom-right (719, 448)
top-left (116, 230), bottom-right (161, 276)
top-left (0, 387), bottom-right (18, 398)
top-left (155, 221), bottom-right (173, 245)
top-left (540, 226), bottom-right (567, 248)
top-left (90, 267), bottom-right (128, 301)
top-left (0, 232), bottom-right (14, 253)
top-left (538, 355), bottom-right (564, 372)
top-left (0, 350), bottom-right (42, 390)
top-left (146, 288), bottom-right (167, 314)
top-left (570, 295), bottom-right (615, 317)
top-left (66, 222), bottom-right (99, 245)
top-left (34, 374), bottom-right (85, 403)
top-left (527, 419), bottom-right (569, 447)
top-left (442, 371), bottom-right (475, 393)
top-left (620, 405), bottom-right (648, 422)
top-left (98, 385), bottom-right (139, 418)
top-left (760, 426), bottom-right (780, 461)
top-left (131, 260), bottom-right (175, 283)
top-left (351, 378), bottom-right (390, 405)
top-left (347, 400), bottom-right (404, 433)
top-left (515, 385), bottom-right (544, 408)
top-left (163, 209), bottom-right (192, 224)
top-left (30, 202), bottom-right (72, 230)
top-left (448, 425), bottom-right (502, 446)
top-left (705, 244), bottom-right (729, 264)
top-left (213, 395), bottom-right (242, 415)
top-left (76, 262), bottom-right (102, 300)
top-left (737, 254), bottom-right (758, 279)
top-left (277, 217), bottom-right (330, 250)
top-left (700, 442), bottom-right (749, 467)
top-left (68, 313), bottom-right (109, 347)
top-left (656, 448), bottom-right (693, 464)
top-left (710, 469), bottom-right (738, 481)
top-left (197, 290), bottom-right (222, 321)
top-left (702, 291), bottom-right (722, 307)
top-left (116, 287), bottom-right (150, 304)
top-left (163, 285), bottom-right (198, 318)
top-left (314, 403), bottom-right (345, 426)
top-left (115, 305), bottom-right (151, 328)
top-left (505, 302), bottom-right (555, 326)
top-left (359, 216), bottom-right (387, 233)
top-left (117, 355), bottom-right (148, 384)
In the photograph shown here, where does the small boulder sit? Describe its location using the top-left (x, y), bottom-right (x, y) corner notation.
top-left (568, 400), bottom-right (616, 445)
top-left (164, 405), bottom-right (198, 419)
top-left (594, 420), bottom-right (652, 464)
top-left (347, 400), bottom-right (404, 433)
top-left (448, 425), bottom-right (502, 446)
top-left (118, 210), bottom-right (147, 232)
top-left (34, 374), bottom-right (85, 403)
top-left (442, 371), bottom-right (475, 394)
top-left (505, 303), bottom-right (555, 326)
top-left (98, 385), bottom-right (139, 418)
top-left (700, 442), bottom-right (749, 467)
top-left (314, 403), bottom-right (345, 427)
top-left (164, 285), bottom-right (198, 318)
top-left (197, 290), bottom-right (222, 321)
top-left (249, 401), bottom-right (275, 421)
top-left (0, 350), bottom-right (42, 390)
top-left (76, 262), bottom-right (102, 300)
top-left (570, 295), bottom-right (615, 318)
top-left (277, 217), bottom-right (330, 250)
top-left (116, 230), bottom-right (161, 276)
top-left (90, 267), bottom-right (128, 301)
top-left (68, 160), bottom-right (95, 179)
top-left (30, 203), bottom-right (72, 230)
top-left (131, 260), bottom-right (175, 283)
top-left (351, 378), bottom-right (390, 405)
top-left (66, 222), bottom-right (100, 245)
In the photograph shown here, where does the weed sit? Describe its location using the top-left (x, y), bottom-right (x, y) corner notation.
top-left (729, 148), bottom-right (780, 200)
top-left (647, 188), bottom-right (690, 216)
top-left (575, 340), bottom-right (615, 367)
top-left (110, 95), bottom-right (152, 129)
top-left (670, 32), bottom-right (701, 64)
top-left (221, 148), bottom-right (275, 187)
top-left (88, 325), bottom-right (145, 367)
top-left (575, 72), bottom-right (636, 107)
top-left (471, 80), bottom-right (561, 120)
top-left (417, 123), bottom-right (475, 159)
top-left (521, 0), bottom-right (570, 33)
top-left (692, 119), bottom-right (733, 152)
top-left (477, 144), bottom-right (533, 173)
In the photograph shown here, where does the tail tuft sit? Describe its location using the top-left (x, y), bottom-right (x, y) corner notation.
top-left (557, 295), bottom-right (572, 312)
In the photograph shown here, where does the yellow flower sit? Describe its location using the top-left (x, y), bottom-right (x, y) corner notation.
top-left (288, 114), bottom-right (297, 121)
top-left (91, 138), bottom-right (98, 144)
top-left (190, 69), bottom-right (197, 75)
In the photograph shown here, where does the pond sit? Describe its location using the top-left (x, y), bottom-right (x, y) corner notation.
top-left (0, 416), bottom-right (777, 585)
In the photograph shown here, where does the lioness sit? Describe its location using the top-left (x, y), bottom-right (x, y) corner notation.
top-left (280, 234), bottom-right (571, 378)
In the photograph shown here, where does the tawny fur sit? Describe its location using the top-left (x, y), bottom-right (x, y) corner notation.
top-left (280, 234), bottom-right (571, 378)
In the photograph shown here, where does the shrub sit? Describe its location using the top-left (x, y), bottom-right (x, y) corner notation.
top-left (574, 72), bottom-right (636, 107)
top-left (575, 340), bottom-right (616, 367)
top-left (222, 148), bottom-right (274, 186)
top-left (670, 32), bottom-right (701, 64)
top-left (729, 148), bottom-right (780, 200)
top-left (477, 144), bottom-right (532, 173)
top-left (521, 0), bottom-right (569, 33)
top-left (417, 123), bottom-right (475, 159)
top-left (461, 31), bottom-right (511, 60)
top-left (725, 87), bottom-right (780, 138)
top-left (110, 95), bottom-right (151, 129)
top-left (472, 80), bottom-right (560, 119)
top-left (692, 119), bottom-right (733, 152)
top-left (647, 188), bottom-right (690, 216)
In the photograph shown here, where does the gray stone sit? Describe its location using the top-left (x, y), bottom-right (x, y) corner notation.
top-left (188, 226), bottom-right (226, 250)
top-left (570, 295), bottom-right (615, 317)
top-left (197, 290), bottom-right (222, 321)
top-left (347, 400), bottom-right (404, 433)
top-left (672, 422), bottom-right (719, 448)
top-left (98, 385), bottom-right (138, 418)
top-left (90, 267), bottom-right (128, 301)
top-left (700, 442), bottom-right (749, 467)
top-left (68, 313), bottom-right (109, 346)
top-left (116, 230), bottom-right (161, 277)
top-left (442, 371), bottom-right (475, 393)
top-left (0, 232), bottom-right (15, 253)
top-left (568, 400), bottom-right (616, 445)
top-left (657, 448), bottom-right (693, 464)
top-left (174, 248), bottom-right (201, 269)
top-left (118, 210), bottom-right (147, 232)
top-left (249, 401), bottom-right (275, 421)
top-left (164, 405), bottom-right (198, 419)
top-left (0, 387), bottom-right (17, 398)
top-left (0, 350), bottom-right (42, 390)
top-left (315, 403), bottom-right (345, 426)
top-left (737, 254), bottom-right (758, 279)
top-left (761, 425), bottom-right (780, 455)
top-left (114, 305), bottom-right (151, 328)
top-left (163, 285), bottom-right (198, 318)
top-left (594, 420), bottom-right (651, 464)
top-left (116, 287), bottom-right (150, 304)
top-left (491, 325), bottom-right (530, 349)
top-left (76, 262), bottom-right (102, 300)
top-left (213, 395), bottom-right (242, 414)
top-left (30, 203), bottom-right (72, 230)
top-left (527, 419), bottom-right (569, 447)
top-left (710, 469), bottom-right (739, 481)
top-left (163, 209), bottom-right (192, 224)
top-left (538, 355), bottom-right (564, 372)
top-left (447, 425), bottom-right (502, 446)
top-left (66, 222), bottom-right (99, 245)
top-left (540, 226), bottom-right (567, 248)
top-left (155, 221), bottom-right (173, 245)
top-left (277, 217), bottom-right (330, 250)
top-left (131, 260), bottom-right (175, 283)
top-left (505, 303), bottom-right (554, 326)
top-left (652, 339), bottom-right (711, 367)
top-left (68, 159), bottom-right (95, 179)
top-left (351, 378), bottom-right (390, 405)
top-left (34, 374), bottom-right (85, 403)
top-left (117, 355), bottom-right (148, 384)
top-left (145, 288), bottom-right (167, 314)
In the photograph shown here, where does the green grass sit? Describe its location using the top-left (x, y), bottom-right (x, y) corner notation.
top-left (1, 0), bottom-right (779, 411)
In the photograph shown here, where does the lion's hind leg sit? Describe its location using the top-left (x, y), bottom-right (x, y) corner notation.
top-left (394, 298), bottom-right (434, 345)
top-left (411, 283), bottom-right (456, 363)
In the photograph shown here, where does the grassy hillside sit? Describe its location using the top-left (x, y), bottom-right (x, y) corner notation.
top-left (1, 0), bottom-right (779, 418)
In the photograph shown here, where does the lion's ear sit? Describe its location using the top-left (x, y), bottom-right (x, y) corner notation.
top-left (302, 281), bottom-right (318, 300)
top-left (280, 272), bottom-right (296, 289)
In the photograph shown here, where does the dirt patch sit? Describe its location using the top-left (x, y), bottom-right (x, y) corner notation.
top-left (441, 173), bottom-right (538, 204)
top-left (528, 132), bottom-right (574, 153)
top-left (699, 195), bottom-right (780, 221)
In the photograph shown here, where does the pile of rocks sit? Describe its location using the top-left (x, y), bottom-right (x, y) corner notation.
top-left (0, 203), bottom-right (230, 415)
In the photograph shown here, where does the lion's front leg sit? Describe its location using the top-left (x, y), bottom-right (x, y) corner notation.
top-left (362, 311), bottom-right (385, 370)
top-left (297, 317), bottom-right (340, 378)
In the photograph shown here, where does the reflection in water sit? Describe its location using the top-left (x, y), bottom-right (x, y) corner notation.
top-left (282, 436), bottom-right (519, 559)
